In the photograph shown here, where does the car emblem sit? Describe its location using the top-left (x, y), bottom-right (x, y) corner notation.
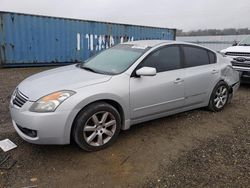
top-left (234, 57), bottom-right (247, 62)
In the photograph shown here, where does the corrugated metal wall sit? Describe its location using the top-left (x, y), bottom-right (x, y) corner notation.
top-left (0, 12), bottom-right (176, 67)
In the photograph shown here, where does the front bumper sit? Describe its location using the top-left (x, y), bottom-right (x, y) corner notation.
top-left (230, 59), bottom-right (250, 83)
top-left (241, 72), bottom-right (250, 83)
top-left (231, 59), bottom-right (250, 72)
top-left (232, 81), bottom-right (240, 95)
top-left (10, 101), bottom-right (72, 145)
top-left (227, 81), bottom-right (240, 104)
top-left (233, 66), bottom-right (250, 72)
top-left (231, 63), bottom-right (250, 83)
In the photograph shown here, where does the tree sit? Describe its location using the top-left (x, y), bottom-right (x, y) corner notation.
top-left (177, 28), bottom-right (250, 36)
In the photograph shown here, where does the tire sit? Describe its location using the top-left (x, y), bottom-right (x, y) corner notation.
top-left (73, 102), bottom-right (121, 151)
top-left (208, 81), bottom-right (229, 112)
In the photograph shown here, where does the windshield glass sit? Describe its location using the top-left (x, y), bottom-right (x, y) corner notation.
top-left (239, 36), bottom-right (250, 46)
top-left (81, 44), bottom-right (150, 75)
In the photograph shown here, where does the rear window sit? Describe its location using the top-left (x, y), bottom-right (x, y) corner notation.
top-left (183, 45), bottom-right (210, 67)
top-left (208, 51), bottom-right (217, 64)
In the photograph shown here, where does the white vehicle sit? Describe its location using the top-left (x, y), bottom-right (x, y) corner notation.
top-left (221, 36), bottom-right (250, 83)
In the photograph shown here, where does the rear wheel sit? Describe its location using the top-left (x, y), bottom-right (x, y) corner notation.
top-left (208, 81), bottom-right (229, 112)
top-left (73, 102), bottom-right (121, 151)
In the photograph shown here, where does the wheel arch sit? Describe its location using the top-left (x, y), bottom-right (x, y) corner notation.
top-left (219, 78), bottom-right (234, 94)
top-left (69, 97), bottom-right (128, 143)
top-left (216, 79), bottom-right (233, 94)
top-left (82, 99), bottom-right (125, 126)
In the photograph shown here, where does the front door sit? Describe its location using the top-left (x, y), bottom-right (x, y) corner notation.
top-left (129, 45), bottom-right (185, 119)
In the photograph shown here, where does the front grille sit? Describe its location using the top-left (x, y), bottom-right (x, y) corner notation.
top-left (12, 89), bottom-right (28, 108)
top-left (226, 52), bottom-right (250, 57)
top-left (232, 62), bottom-right (250, 67)
top-left (242, 71), bottom-right (250, 76)
top-left (232, 61), bottom-right (250, 67)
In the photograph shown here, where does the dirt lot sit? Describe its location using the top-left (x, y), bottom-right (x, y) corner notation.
top-left (0, 67), bottom-right (249, 188)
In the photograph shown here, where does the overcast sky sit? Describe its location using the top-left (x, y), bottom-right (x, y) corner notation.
top-left (0, 0), bottom-right (249, 31)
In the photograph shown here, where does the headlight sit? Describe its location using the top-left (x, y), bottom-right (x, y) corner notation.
top-left (30, 90), bottom-right (75, 112)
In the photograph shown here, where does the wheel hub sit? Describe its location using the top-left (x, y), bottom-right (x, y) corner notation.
top-left (96, 126), bottom-right (102, 131)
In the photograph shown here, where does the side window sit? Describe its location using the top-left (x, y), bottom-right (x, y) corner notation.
top-left (183, 46), bottom-right (210, 67)
top-left (141, 46), bottom-right (181, 72)
top-left (208, 51), bottom-right (217, 64)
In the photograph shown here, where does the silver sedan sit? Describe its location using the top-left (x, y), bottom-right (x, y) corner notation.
top-left (10, 40), bottom-right (240, 151)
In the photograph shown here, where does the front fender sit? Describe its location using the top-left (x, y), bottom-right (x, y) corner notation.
top-left (59, 82), bottom-right (130, 144)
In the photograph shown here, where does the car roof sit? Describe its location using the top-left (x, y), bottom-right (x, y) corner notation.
top-left (123, 40), bottom-right (217, 53)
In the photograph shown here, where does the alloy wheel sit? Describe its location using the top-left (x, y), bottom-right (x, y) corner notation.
top-left (83, 111), bottom-right (117, 146)
top-left (214, 85), bottom-right (228, 109)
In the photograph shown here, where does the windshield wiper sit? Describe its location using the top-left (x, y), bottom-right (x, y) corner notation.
top-left (239, 44), bottom-right (250, 46)
top-left (77, 63), bottom-right (114, 75)
top-left (80, 65), bottom-right (98, 73)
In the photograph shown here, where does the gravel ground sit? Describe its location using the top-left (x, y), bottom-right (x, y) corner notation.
top-left (145, 119), bottom-right (250, 188)
top-left (0, 67), bottom-right (250, 188)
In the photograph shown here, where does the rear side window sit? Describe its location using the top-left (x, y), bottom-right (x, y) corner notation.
top-left (208, 51), bottom-right (217, 64)
top-left (141, 45), bottom-right (181, 72)
top-left (183, 46), bottom-right (210, 67)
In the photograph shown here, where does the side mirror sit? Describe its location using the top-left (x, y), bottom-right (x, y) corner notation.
top-left (136, 67), bottom-right (157, 77)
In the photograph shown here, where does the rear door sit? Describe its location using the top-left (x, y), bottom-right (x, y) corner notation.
top-left (129, 45), bottom-right (185, 119)
top-left (182, 45), bottom-right (219, 106)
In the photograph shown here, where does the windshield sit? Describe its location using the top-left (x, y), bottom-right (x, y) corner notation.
top-left (239, 36), bottom-right (250, 46)
top-left (81, 44), bottom-right (150, 75)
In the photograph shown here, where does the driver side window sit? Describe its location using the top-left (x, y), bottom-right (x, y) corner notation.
top-left (141, 45), bottom-right (181, 73)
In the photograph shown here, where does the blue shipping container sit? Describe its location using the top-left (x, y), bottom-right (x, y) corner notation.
top-left (0, 11), bottom-right (176, 67)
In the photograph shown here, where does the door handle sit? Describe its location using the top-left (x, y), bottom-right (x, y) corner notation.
top-left (174, 78), bottom-right (183, 84)
top-left (212, 69), bottom-right (219, 74)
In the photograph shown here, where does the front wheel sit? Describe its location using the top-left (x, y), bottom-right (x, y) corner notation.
top-left (73, 102), bottom-right (121, 151)
top-left (208, 81), bottom-right (229, 112)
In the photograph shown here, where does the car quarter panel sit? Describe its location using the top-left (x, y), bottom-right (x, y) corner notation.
top-left (184, 64), bottom-right (221, 106)
top-left (204, 56), bottom-right (240, 104)
top-left (217, 55), bottom-right (240, 86)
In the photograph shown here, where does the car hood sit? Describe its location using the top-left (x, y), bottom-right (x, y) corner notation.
top-left (18, 64), bottom-right (112, 101)
top-left (221, 46), bottom-right (250, 53)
